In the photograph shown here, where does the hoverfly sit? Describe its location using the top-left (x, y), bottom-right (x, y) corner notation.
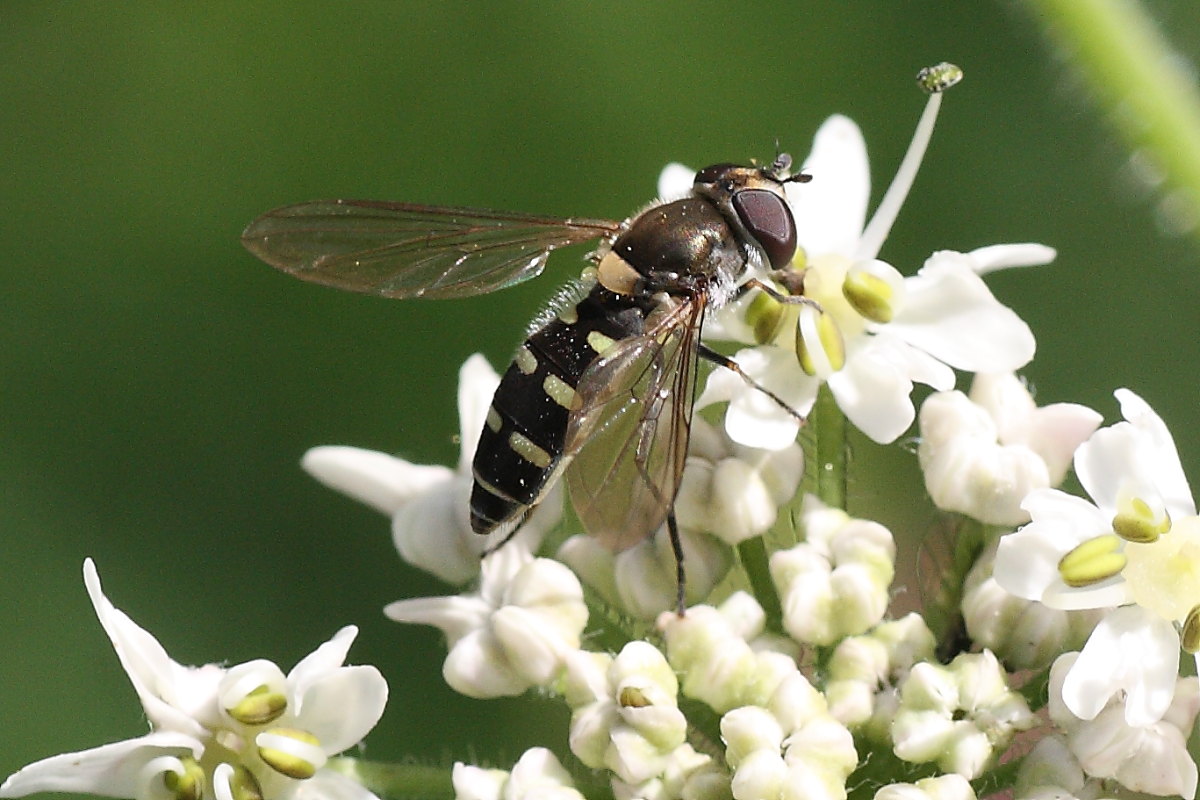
top-left (242, 155), bottom-right (810, 612)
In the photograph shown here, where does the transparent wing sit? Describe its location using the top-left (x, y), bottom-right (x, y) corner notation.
top-left (564, 299), bottom-right (705, 551)
top-left (241, 200), bottom-right (620, 299)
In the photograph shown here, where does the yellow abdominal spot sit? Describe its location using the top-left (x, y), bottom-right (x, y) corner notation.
top-left (509, 432), bottom-right (552, 469)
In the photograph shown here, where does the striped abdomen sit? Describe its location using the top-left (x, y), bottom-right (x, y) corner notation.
top-left (469, 286), bottom-right (648, 534)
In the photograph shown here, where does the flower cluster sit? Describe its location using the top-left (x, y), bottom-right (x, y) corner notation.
top-left (1, 561), bottom-right (387, 800)
top-left (6, 65), bottom-right (1200, 800)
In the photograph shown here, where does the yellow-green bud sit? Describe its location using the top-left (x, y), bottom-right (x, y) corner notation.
top-left (258, 728), bottom-right (321, 779)
top-left (1058, 534), bottom-right (1127, 587)
top-left (1183, 606), bottom-right (1200, 654)
top-left (163, 757), bottom-right (205, 800)
top-left (226, 685), bottom-right (287, 726)
top-left (843, 270), bottom-right (895, 324)
top-left (1112, 497), bottom-right (1171, 543)
top-left (796, 308), bottom-right (845, 376)
top-left (226, 766), bottom-right (263, 800)
top-left (618, 686), bottom-right (651, 708)
top-left (746, 291), bottom-right (786, 344)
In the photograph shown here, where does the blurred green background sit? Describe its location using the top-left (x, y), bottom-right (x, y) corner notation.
top-left (4, 1), bottom-right (1200, 794)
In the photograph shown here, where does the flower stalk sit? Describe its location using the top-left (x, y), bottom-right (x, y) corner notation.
top-left (811, 385), bottom-right (848, 512)
top-left (1023, 0), bottom-right (1200, 237)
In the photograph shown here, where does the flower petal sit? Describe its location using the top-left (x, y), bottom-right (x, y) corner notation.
top-left (83, 560), bottom-right (217, 736)
top-left (791, 115), bottom-right (869, 260)
top-left (456, 354), bottom-right (501, 473)
top-left (291, 664), bottom-right (389, 753)
top-left (994, 491), bottom-right (1111, 603)
top-left (288, 625), bottom-right (356, 687)
top-left (701, 347), bottom-right (816, 451)
top-left (442, 629), bottom-right (529, 698)
top-left (301, 446), bottom-right (453, 517)
top-left (0, 731), bottom-right (201, 798)
top-left (1062, 606), bottom-right (1180, 725)
top-left (292, 768), bottom-right (386, 800)
top-left (888, 252), bottom-right (1035, 373)
top-left (826, 341), bottom-right (926, 444)
top-left (1115, 389), bottom-right (1196, 517)
top-left (383, 594), bottom-right (492, 644)
top-left (391, 475), bottom-right (483, 584)
top-left (657, 163), bottom-right (695, 201)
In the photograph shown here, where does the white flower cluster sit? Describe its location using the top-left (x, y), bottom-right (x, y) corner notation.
top-left (9, 74), bottom-right (1200, 800)
top-left (1, 561), bottom-right (387, 800)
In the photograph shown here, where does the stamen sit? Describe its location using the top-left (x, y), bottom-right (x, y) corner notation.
top-left (796, 305), bottom-right (845, 376)
top-left (746, 291), bottom-right (786, 344)
top-left (1183, 605), bottom-right (1200, 653)
top-left (1112, 496), bottom-right (1171, 543)
top-left (1058, 534), bottom-right (1127, 587)
top-left (854, 64), bottom-right (962, 263)
top-left (226, 685), bottom-right (287, 726)
top-left (213, 764), bottom-right (263, 800)
top-left (147, 756), bottom-right (204, 800)
top-left (843, 269), bottom-right (896, 323)
top-left (257, 728), bottom-right (325, 779)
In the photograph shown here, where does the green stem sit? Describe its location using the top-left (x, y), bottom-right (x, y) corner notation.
top-left (1022, 0), bottom-right (1200, 238)
top-left (737, 535), bottom-right (784, 632)
top-left (812, 385), bottom-right (848, 511)
top-left (328, 758), bottom-right (452, 800)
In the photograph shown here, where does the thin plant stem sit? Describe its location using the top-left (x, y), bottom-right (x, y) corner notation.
top-left (1023, 0), bottom-right (1200, 237)
top-left (812, 384), bottom-right (848, 511)
top-left (328, 758), bottom-right (452, 800)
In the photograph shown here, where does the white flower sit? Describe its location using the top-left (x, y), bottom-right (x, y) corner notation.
top-left (891, 650), bottom-right (1034, 779)
top-left (658, 600), bottom-right (797, 714)
top-left (675, 417), bottom-right (804, 545)
top-left (994, 389), bottom-right (1198, 725)
top-left (609, 743), bottom-right (723, 800)
top-left (0, 560), bottom-right (387, 800)
top-left (722, 673), bottom-right (857, 800)
top-left (919, 373), bottom-right (1102, 525)
top-left (556, 524), bottom-right (731, 620)
top-left (452, 748), bottom-right (585, 800)
top-left (302, 354), bottom-right (561, 584)
top-left (1014, 736), bottom-right (1117, 800)
top-left (824, 614), bottom-right (936, 733)
top-left (563, 642), bottom-right (687, 786)
top-left (962, 541), bottom-right (1102, 671)
top-left (385, 537), bottom-right (587, 699)
top-left (678, 101), bottom-right (1049, 446)
top-left (770, 496), bottom-right (895, 646)
top-left (1048, 653), bottom-right (1200, 799)
top-left (874, 775), bottom-right (976, 800)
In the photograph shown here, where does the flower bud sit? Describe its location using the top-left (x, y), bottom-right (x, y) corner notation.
top-left (875, 774), bottom-right (976, 800)
top-left (962, 544), bottom-right (1101, 670)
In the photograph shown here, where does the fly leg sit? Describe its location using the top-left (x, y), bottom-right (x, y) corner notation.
top-left (631, 354), bottom-right (689, 616)
top-left (697, 344), bottom-right (806, 424)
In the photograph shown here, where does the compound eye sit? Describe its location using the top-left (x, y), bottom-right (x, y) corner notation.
top-left (732, 189), bottom-right (796, 269)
